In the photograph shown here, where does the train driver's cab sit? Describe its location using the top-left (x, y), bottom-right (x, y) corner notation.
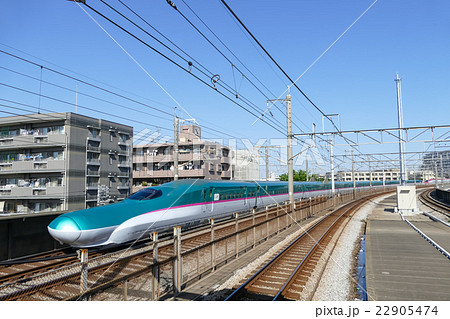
top-left (128, 188), bottom-right (163, 200)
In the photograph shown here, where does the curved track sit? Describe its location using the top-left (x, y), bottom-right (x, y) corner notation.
top-left (225, 193), bottom-right (384, 301)
top-left (419, 189), bottom-right (450, 219)
top-left (0, 197), bottom-right (327, 301)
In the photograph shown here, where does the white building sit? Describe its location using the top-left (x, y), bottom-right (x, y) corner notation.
top-left (233, 149), bottom-right (260, 181)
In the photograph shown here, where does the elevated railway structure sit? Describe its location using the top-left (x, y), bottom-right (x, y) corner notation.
top-left (0, 186), bottom-right (393, 301)
top-left (366, 190), bottom-right (450, 301)
top-left (224, 192), bottom-right (386, 301)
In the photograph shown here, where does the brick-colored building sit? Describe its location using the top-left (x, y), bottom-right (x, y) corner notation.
top-left (133, 125), bottom-right (232, 186)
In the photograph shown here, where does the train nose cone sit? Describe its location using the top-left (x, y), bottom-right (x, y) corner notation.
top-left (48, 216), bottom-right (82, 245)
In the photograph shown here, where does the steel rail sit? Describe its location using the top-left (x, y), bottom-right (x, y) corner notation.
top-left (225, 208), bottom-right (343, 301)
top-left (419, 189), bottom-right (450, 219)
top-left (272, 201), bottom-right (360, 300)
top-left (225, 192), bottom-right (388, 301)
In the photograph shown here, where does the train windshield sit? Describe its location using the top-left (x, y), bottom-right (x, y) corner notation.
top-left (128, 188), bottom-right (163, 200)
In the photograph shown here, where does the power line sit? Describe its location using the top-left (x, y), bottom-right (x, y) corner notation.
top-left (218, 0), bottom-right (339, 132)
top-left (99, 0), bottom-right (287, 132)
top-left (166, 0), bottom-right (289, 129)
top-left (0, 65), bottom-right (174, 123)
top-left (0, 82), bottom-right (171, 131)
top-left (0, 42), bottom-right (173, 110)
top-left (0, 50), bottom-right (174, 119)
top-left (77, 2), bottom-right (287, 135)
top-left (0, 50), bottom-right (245, 141)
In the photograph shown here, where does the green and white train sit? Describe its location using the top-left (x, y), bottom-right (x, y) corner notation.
top-left (48, 179), bottom-right (396, 247)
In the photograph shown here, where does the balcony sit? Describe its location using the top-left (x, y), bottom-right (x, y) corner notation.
top-left (87, 135), bottom-right (101, 142)
top-left (86, 184), bottom-right (99, 191)
top-left (0, 159), bottom-right (64, 173)
top-left (118, 162), bottom-right (130, 168)
top-left (86, 172), bottom-right (100, 177)
top-left (220, 156), bottom-right (231, 164)
top-left (87, 159), bottom-right (100, 166)
top-left (0, 185), bottom-right (64, 198)
top-left (87, 145), bottom-right (100, 153)
top-left (133, 168), bottom-right (206, 179)
top-left (221, 170), bottom-right (232, 178)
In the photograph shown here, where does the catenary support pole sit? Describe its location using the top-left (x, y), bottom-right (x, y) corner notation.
top-left (174, 108), bottom-right (179, 181)
top-left (286, 92), bottom-right (294, 208)
top-left (152, 232), bottom-right (159, 300)
top-left (78, 249), bottom-right (88, 296)
top-left (173, 227), bottom-right (181, 295)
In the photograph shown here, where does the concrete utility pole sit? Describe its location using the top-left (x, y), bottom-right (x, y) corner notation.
top-left (173, 108), bottom-right (179, 181)
top-left (305, 157), bottom-right (308, 182)
top-left (434, 157), bottom-right (438, 188)
top-left (395, 74), bottom-right (407, 185)
top-left (286, 92), bottom-right (294, 206)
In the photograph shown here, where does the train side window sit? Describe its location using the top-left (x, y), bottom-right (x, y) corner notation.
top-left (210, 189), bottom-right (213, 198)
top-left (220, 194), bottom-right (223, 200)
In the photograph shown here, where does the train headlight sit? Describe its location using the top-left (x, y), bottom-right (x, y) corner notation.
top-left (48, 216), bottom-right (81, 244)
top-left (52, 216), bottom-right (80, 232)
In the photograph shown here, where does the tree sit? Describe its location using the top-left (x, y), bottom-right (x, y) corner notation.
top-left (279, 169), bottom-right (324, 182)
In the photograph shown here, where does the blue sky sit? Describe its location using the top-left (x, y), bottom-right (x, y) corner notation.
top-left (1, 0), bottom-right (449, 174)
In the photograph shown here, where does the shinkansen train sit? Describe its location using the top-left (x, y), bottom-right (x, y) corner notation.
top-left (48, 179), bottom-right (399, 247)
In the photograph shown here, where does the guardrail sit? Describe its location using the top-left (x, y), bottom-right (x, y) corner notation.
top-left (0, 186), bottom-right (393, 301)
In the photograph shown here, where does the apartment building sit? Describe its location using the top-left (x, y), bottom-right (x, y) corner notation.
top-left (0, 113), bottom-right (132, 214)
top-left (233, 149), bottom-right (260, 181)
top-left (333, 169), bottom-right (401, 182)
top-left (421, 151), bottom-right (450, 179)
top-left (133, 125), bottom-right (232, 185)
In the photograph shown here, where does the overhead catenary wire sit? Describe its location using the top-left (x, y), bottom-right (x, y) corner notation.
top-left (99, 0), bottom-right (288, 133)
top-left (177, 0), bottom-right (290, 120)
top-left (218, 0), bottom-right (340, 133)
top-left (216, 0), bottom-right (388, 166)
top-left (165, 0), bottom-right (290, 129)
top-left (76, 2), bottom-right (287, 136)
top-left (0, 65), bottom-right (174, 124)
top-left (0, 49), bottom-right (173, 119)
top-left (0, 89), bottom-right (169, 131)
top-left (0, 42), bottom-right (173, 109)
top-left (0, 51), bottom-right (246, 141)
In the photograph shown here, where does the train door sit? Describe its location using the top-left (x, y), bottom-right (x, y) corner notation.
top-left (243, 187), bottom-right (247, 205)
top-left (210, 187), bottom-right (217, 212)
top-left (253, 185), bottom-right (259, 209)
top-left (201, 188), bottom-right (206, 213)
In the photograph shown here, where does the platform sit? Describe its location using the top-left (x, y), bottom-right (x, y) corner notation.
top-left (365, 194), bottom-right (450, 301)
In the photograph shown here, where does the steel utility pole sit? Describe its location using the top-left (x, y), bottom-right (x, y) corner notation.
top-left (286, 92), bottom-right (294, 206)
top-left (330, 136), bottom-right (335, 195)
top-left (395, 74), bottom-right (407, 185)
top-left (174, 108), bottom-right (179, 181)
top-left (352, 150), bottom-right (355, 199)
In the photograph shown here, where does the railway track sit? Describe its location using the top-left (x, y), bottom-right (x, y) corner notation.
top-left (0, 196), bottom-right (328, 301)
top-left (225, 193), bottom-right (383, 301)
top-left (419, 189), bottom-right (450, 219)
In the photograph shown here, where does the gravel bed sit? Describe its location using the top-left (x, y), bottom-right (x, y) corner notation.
top-left (202, 217), bottom-right (324, 300)
top-left (311, 194), bottom-right (392, 301)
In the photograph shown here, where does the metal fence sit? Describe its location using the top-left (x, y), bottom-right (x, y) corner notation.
top-left (0, 186), bottom-right (392, 301)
